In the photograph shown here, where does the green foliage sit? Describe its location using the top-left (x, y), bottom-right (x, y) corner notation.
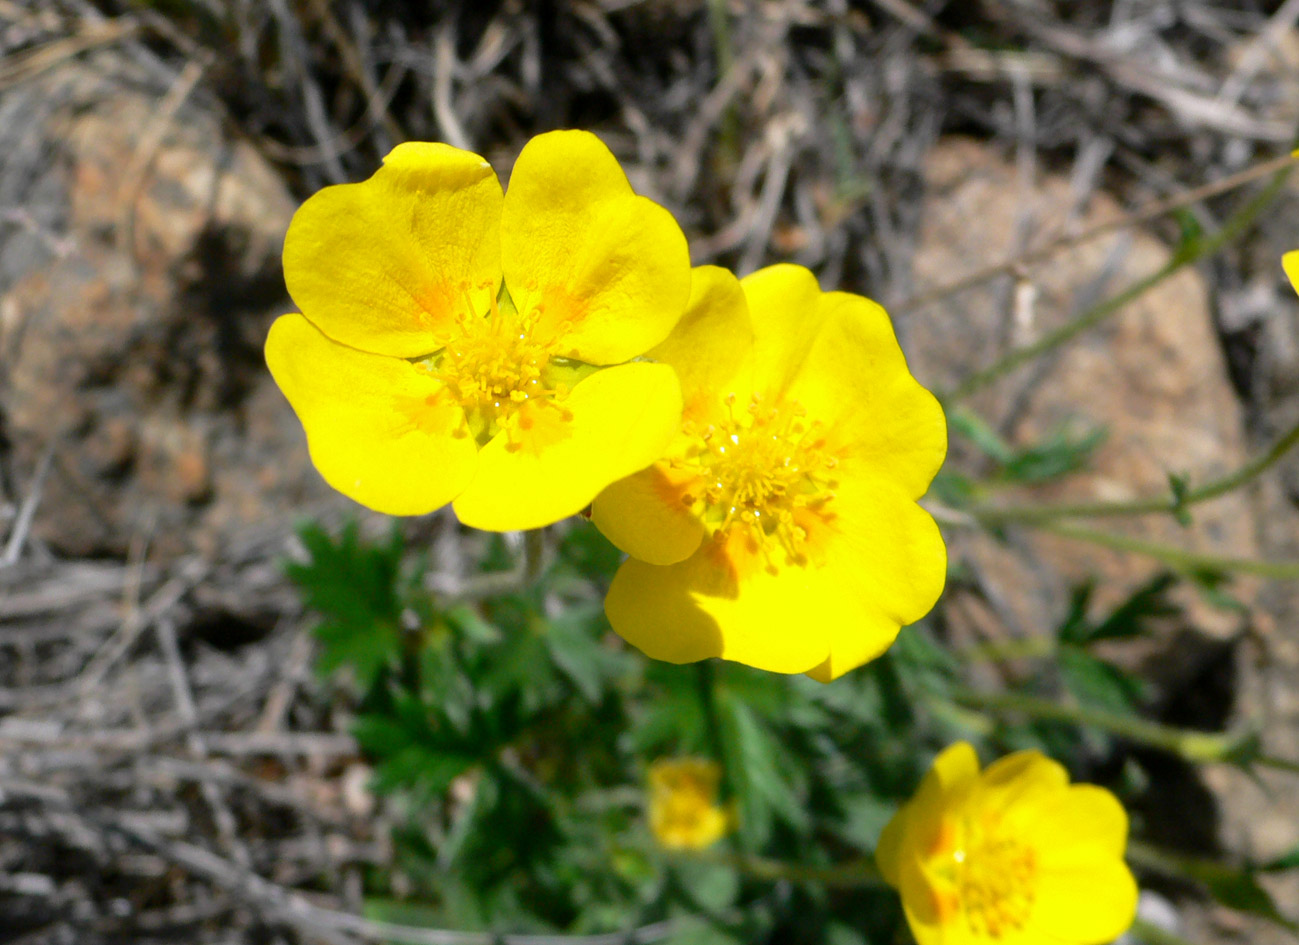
top-left (286, 521), bottom-right (409, 689)
top-left (288, 519), bottom-right (1299, 942)
top-left (948, 407), bottom-right (1108, 484)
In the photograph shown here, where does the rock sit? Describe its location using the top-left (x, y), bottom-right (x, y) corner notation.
top-left (910, 137), bottom-right (1299, 936)
top-left (0, 52), bottom-right (348, 563)
top-left (909, 137), bottom-right (1259, 678)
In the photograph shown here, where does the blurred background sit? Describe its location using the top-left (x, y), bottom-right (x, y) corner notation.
top-left (3, 1), bottom-right (1299, 943)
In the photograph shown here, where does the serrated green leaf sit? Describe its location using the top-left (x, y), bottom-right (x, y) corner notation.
top-left (287, 520), bottom-right (408, 690)
top-left (1058, 647), bottom-right (1144, 715)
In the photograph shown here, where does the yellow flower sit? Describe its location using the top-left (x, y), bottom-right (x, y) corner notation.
top-left (877, 742), bottom-right (1138, 945)
top-left (648, 757), bottom-right (732, 851)
top-left (1286, 250), bottom-right (1299, 297)
top-left (591, 265), bottom-right (946, 680)
top-left (265, 131), bottom-right (690, 530)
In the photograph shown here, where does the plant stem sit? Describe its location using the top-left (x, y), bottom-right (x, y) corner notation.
top-left (948, 687), bottom-right (1258, 765)
top-left (896, 152), bottom-right (1298, 314)
top-left (694, 660), bottom-right (730, 789)
top-left (523, 528), bottom-right (547, 586)
top-left (969, 416), bottom-right (1299, 525)
top-left (942, 165), bottom-right (1292, 403)
top-left (689, 849), bottom-right (885, 889)
top-left (1035, 521), bottom-right (1299, 580)
top-left (1128, 917), bottom-right (1203, 945)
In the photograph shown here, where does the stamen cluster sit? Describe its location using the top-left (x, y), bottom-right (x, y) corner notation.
top-left (955, 821), bottom-right (1039, 938)
top-left (672, 393), bottom-right (839, 567)
top-left (419, 283), bottom-right (571, 448)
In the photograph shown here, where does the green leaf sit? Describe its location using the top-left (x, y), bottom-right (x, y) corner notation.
top-left (720, 695), bottom-right (807, 846)
top-left (286, 520), bottom-right (407, 690)
top-left (673, 858), bottom-right (740, 913)
top-left (1058, 647), bottom-right (1144, 715)
top-left (1000, 424), bottom-right (1108, 484)
top-left (1189, 860), bottom-right (1295, 931)
top-left (1168, 472), bottom-right (1193, 526)
top-left (948, 407), bottom-right (1013, 464)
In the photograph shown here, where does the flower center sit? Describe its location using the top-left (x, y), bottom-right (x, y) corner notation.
top-left (671, 393), bottom-right (839, 568)
top-left (417, 283), bottom-right (575, 450)
top-left (953, 824), bottom-right (1038, 939)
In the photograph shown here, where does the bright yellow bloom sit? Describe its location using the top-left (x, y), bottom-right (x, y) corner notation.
top-left (265, 131), bottom-right (690, 530)
top-left (1286, 250), bottom-right (1299, 297)
top-left (648, 757), bottom-right (732, 851)
top-left (877, 743), bottom-right (1138, 945)
top-left (592, 265), bottom-right (946, 680)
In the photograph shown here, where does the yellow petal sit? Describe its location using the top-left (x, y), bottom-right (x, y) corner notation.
top-left (739, 264), bottom-right (825, 399)
top-left (283, 142), bottom-right (502, 358)
top-left (908, 742), bottom-right (981, 842)
top-left (590, 466), bottom-right (706, 566)
top-left (265, 313), bottom-right (477, 515)
top-left (1028, 785), bottom-right (1130, 869)
top-left (974, 751), bottom-right (1070, 820)
top-left (452, 361), bottom-right (682, 531)
top-left (878, 745), bottom-right (979, 889)
top-left (501, 130), bottom-right (690, 365)
top-left (874, 803), bottom-right (911, 888)
top-left (1285, 250), bottom-right (1299, 296)
top-left (1029, 859), bottom-right (1139, 944)
top-left (647, 265), bottom-right (754, 410)
top-left (606, 472), bottom-right (944, 675)
top-left (604, 536), bottom-right (830, 672)
top-left (736, 266), bottom-right (945, 500)
top-left (793, 291), bottom-right (947, 500)
top-left (802, 476), bottom-right (948, 681)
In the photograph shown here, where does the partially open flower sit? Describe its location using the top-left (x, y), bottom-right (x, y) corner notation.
top-left (592, 265), bottom-right (946, 680)
top-left (648, 757), bottom-right (732, 851)
top-left (265, 131), bottom-right (689, 530)
top-left (877, 742), bottom-right (1138, 945)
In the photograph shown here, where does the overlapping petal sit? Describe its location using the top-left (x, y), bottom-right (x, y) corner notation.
top-left (452, 361), bottom-right (682, 531)
top-left (590, 467), bottom-right (706, 566)
top-left (646, 265), bottom-right (754, 408)
top-left (1285, 250), bottom-right (1299, 296)
top-left (283, 143), bottom-right (503, 358)
top-left (501, 130), bottom-right (691, 365)
top-left (590, 265), bottom-right (751, 565)
top-left (604, 478), bottom-right (944, 677)
top-left (265, 313), bottom-right (477, 515)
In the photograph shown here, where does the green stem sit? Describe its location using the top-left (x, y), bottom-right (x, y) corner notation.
top-left (1128, 917), bottom-right (1202, 945)
top-left (970, 416), bottom-right (1299, 525)
top-left (523, 528), bottom-right (547, 586)
top-left (943, 166), bottom-right (1292, 404)
top-left (1035, 520), bottom-right (1299, 580)
top-left (956, 635), bottom-right (1057, 664)
top-left (688, 849), bottom-right (885, 889)
top-left (948, 687), bottom-right (1259, 765)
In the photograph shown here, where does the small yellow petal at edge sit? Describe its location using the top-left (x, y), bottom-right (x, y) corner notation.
top-left (1284, 250), bottom-right (1299, 297)
top-left (265, 313), bottom-right (477, 515)
top-left (452, 360), bottom-right (682, 531)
